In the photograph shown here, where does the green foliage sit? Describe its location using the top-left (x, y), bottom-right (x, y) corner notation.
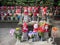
top-left (58, 0), bottom-right (60, 6)
top-left (38, 32), bottom-right (44, 37)
top-left (1, 0), bottom-right (54, 6)
top-left (14, 32), bottom-right (22, 40)
top-left (15, 0), bottom-right (23, 5)
top-left (22, 0), bottom-right (27, 2)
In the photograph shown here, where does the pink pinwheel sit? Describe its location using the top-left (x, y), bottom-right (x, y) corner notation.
top-left (10, 29), bottom-right (15, 36)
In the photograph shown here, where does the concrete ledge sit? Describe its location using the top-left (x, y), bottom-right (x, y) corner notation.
top-left (0, 20), bottom-right (19, 23)
top-left (0, 22), bottom-right (18, 28)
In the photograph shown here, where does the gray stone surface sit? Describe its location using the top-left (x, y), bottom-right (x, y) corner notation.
top-left (0, 28), bottom-right (16, 45)
top-left (15, 40), bottom-right (53, 45)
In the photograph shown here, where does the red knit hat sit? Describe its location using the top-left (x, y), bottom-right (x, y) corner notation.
top-left (44, 23), bottom-right (49, 27)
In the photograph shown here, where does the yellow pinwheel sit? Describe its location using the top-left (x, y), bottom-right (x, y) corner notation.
top-left (16, 27), bottom-right (20, 31)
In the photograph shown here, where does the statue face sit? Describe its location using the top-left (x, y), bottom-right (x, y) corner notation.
top-left (45, 25), bottom-right (48, 30)
top-left (34, 24), bottom-right (38, 28)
